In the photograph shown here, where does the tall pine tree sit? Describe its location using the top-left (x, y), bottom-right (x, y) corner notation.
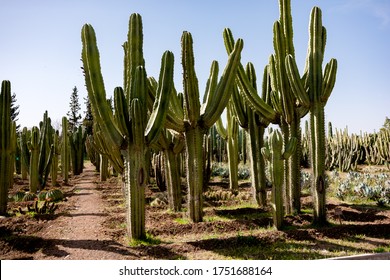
top-left (11, 92), bottom-right (20, 132)
top-left (67, 86), bottom-right (82, 132)
top-left (83, 95), bottom-right (93, 135)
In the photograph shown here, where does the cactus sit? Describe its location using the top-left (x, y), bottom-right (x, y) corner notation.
top-left (37, 111), bottom-right (54, 189)
top-left (262, 129), bottom-right (297, 229)
top-left (230, 63), bottom-right (272, 207)
top-left (61, 117), bottom-right (70, 184)
top-left (20, 127), bottom-right (30, 180)
top-left (69, 125), bottom-right (86, 175)
top-left (0, 80), bottom-right (15, 215)
top-left (215, 101), bottom-right (239, 192)
top-left (81, 14), bottom-right (174, 240)
top-left (28, 126), bottom-right (40, 193)
top-left (51, 130), bottom-right (60, 186)
top-left (162, 31), bottom-right (243, 222)
top-left (285, 7), bottom-right (337, 225)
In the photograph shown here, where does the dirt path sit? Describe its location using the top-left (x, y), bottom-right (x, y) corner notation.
top-left (34, 162), bottom-right (133, 260)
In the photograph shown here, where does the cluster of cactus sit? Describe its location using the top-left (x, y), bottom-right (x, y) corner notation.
top-left (11, 188), bottom-right (63, 202)
top-left (0, 80), bottom-right (17, 215)
top-left (224, 0), bottom-right (337, 225)
top-left (326, 126), bottom-right (363, 172)
top-left (20, 111), bottom-right (55, 192)
top-left (81, 11), bottom-right (243, 239)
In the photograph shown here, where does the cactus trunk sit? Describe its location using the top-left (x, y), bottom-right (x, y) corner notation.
top-left (122, 147), bottom-right (146, 240)
top-left (310, 104), bottom-right (327, 225)
top-left (185, 126), bottom-right (205, 222)
top-left (164, 149), bottom-right (182, 211)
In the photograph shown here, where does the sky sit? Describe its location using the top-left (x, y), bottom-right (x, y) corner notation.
top-left (0, 0), bottom-right (389, 134)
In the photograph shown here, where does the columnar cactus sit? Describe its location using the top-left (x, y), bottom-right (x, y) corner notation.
top-left (215, 101), bottom-right (239, 192)
top-left (81, 14), bottom-right (174, 240)
top-left (267, 0), bottom-right (311, 214)
top-left (164, 32), bottom-right (243, 222)
top-left (61, 117), bottom-right (70, 184)
top-left (28, 126), bottom-right (40, 193)
top-left (51, 130), bottom-right (60, 186)
top-left (69, 125), bottom-right (86, 175)
top-left (39, 111), bottom-right (54, 189)
top-left (262, 130), bottom-right (296, 229)
top-left (157, 130), bottom-right (185, 211)
top-left (230, 63), bottom-right (272, 206)
top-left (20, 127), bottom-right (30, 180)
top-left (0, 80), bottom-right (14, 215)
top-left (285, 7), bottom-right (338, 225)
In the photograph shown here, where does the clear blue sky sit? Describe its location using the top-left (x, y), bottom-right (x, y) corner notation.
top-left (0, 0), bottom-right (389, 134)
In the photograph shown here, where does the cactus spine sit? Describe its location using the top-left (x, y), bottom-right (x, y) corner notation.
top-left (0, 80), bottom-right (14, 215)
top-left (81, 14), bottom-right (174, 240)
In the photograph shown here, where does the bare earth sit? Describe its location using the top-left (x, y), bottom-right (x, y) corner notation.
top-left (1, 162), bottom-right (390, 260)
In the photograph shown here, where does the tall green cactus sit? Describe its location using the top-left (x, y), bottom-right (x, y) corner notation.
top-left (230, 63), bottom-right (272, 207)
top-left (285, 7), bottom-right (337, 225)
top-left (81, 14), bottom-right (174, 240)
top-left (28, 126), bottom-right (40, 193)
top-left (38, 111), bottom-right (54, 190)
top-left (51, 130), bottom-right (60, 186)
top-left (20, 127), bottom-right (30, 180)
top-left (262, 129), bottom-right (296, 229)
top-left (215, 101), bottom-right (239, 192)
top-left (0, 80), bottom-right (15, 215)
top-left (163, 32), bottom-right (243, 222)
top-left (69, 125), bottom-right (86, 175)
top-left (267, 0), bottom-right (311, 214)
top-left (61, 117), bottom-right (70, 184)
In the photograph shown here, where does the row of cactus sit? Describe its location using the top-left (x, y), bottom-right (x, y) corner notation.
top-left (300, 121), bottom-right (390, 172)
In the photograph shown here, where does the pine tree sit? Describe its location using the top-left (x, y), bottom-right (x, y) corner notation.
top-left (83, 95), bottom-right (93, 135)
top-left (11, 92), bottom-right (20, 132)
top-left (67, 86), bottom-right (82, 132)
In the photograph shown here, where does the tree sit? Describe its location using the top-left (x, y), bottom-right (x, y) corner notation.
top-left (83, 96), bottom-right (93, 135)
top-left (67, 86), bottom-right (82, 132)
top-left (11, 92), bottom-right (20, 132)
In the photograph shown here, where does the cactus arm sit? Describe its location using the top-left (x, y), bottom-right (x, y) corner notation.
top-left (200, 60), bottom-right (219, 116)
top-left (125, 13), bottom-right (145, 101)
top-left (307, 7), bottom-right (324, 103)
top-left (283, 137), bottom-right (297, 159)
top-left (201, 39), bottom-right (243, 128)
top-left (81, 24), bottom-right (124, 149)
top-left (145, 51), bottom-right (174, 145)
top-left (215, 118), bottom-right (228, 141)
top-left (285, 54), bottom-right (311, 108)
top-left (114, 87), bottom-right (130, 137)
top-left (223, 28), bottom-right (278, 123)
top-left (181, 32), bottom-right (201, 127)
top-left (321, 58), bottom-right (337, 104)
top-left (230, 84), bottom-right (248, 129)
